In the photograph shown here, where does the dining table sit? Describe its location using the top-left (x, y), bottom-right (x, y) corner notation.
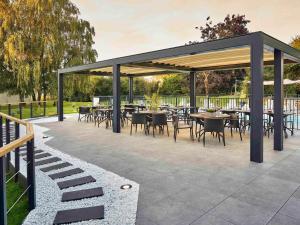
top-left (190, 112), bottom-right (231, 138)
top-left (190, 112), bottom-right (231, 120)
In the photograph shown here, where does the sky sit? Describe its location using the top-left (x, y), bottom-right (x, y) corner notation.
top-left (72, 0), bottom-right (300, 61)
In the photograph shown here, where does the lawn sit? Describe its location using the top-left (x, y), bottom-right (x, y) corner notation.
top-left (6, 173), bottom-right (29, 225)
top-left (0, 101), bottom-right (92, 119)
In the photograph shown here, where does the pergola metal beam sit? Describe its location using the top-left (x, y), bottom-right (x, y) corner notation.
top-left (262, 33), bottom-right (300, 60)
top-left (189, 72), bottom-right (196, 113)
top-left (112, 64), bottom-right (121, 133)
top-left (73, 70), bottom-right (179, 77)
top-left (193, 59), bottom-right (295, 72)
top-left (274, 49), bottom-right (284, 151)
top-left (129, 76), bottom-right (133, 103)
top-left (128, 62), bottom-right (191, 73)
top-left (250, 36), bottom-right (264, 163)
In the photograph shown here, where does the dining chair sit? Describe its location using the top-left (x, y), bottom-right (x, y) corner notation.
top-left (172, 115), bottom-right (193, 142)
top-left (130, 113), bottom-right (149, 135)
top-left (122, 108), bottom-right (135, 125)
top-left (78, 106), bottom-right (92, 122)
top-left (227, 114), bottom-right (243, 141)
top-left (198, 118), bottom-right (225, 146)
top-left (151, 113), bottom-right (169, 137)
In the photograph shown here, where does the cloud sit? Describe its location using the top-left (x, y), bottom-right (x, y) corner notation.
top-left (71, 0), bottom-right (300, 60)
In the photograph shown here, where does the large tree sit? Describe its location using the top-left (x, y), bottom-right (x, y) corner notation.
top-left (0, 0), bottom-right (97, 101)
top-left (191, 14), bottom-right (251, 96)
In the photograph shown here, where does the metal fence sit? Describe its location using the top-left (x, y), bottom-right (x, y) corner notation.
top-left (94, 95), bottom-right (300, 130)
top-left (0, 113), bottom-right (36, 225)
top-left (0, 101), bottom-right (58, 119)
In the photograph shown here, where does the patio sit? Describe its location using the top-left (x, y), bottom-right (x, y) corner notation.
top-left (40, 114), bottom-right (300, 225)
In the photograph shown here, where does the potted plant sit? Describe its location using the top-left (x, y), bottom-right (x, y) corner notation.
top-left (145, 89), bottom-right (161, 111)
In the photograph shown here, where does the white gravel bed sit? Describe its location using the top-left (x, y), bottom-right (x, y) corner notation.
top-left (13, 116), bottom-right (139, 225)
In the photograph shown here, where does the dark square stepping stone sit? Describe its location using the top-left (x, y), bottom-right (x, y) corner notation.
top-left (20, 149), bottom-right (44, 157)
top-left (49, 168), bottom-right (84, 180)
top-left (40, 162), bottom-right (72, 172)
top-left (53, 205), bottom-right (104, 225)
top-left (57, 176), bottom-right (96, 190)
top-left (35, 157), bottom-right (61, 166)
top-left (23, 153), bottom-right (51, 161)
top-left (62, 187), bottom-right (104, 202)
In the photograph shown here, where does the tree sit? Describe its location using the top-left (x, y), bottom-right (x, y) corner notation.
top-left (285, 35), bottom-right (300, 95)
top-left (0, 0), bottom-right (97, 101)
top-left (160, 75), bottom-right (189, 95)
top-left (196, 15), bottom-right (250, 42)
top-left (190, 14), bottom-right (251, 96)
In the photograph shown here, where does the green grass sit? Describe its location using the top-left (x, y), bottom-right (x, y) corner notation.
top-left (6, 173), bottom-right (29, 225)
top-left (0, 101), bottom-right (92, 119)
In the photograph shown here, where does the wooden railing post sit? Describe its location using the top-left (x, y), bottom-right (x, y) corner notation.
top-left (19, 103), bottom-right (23, 119)
top-left (26, 138), bottom-right (36, 210)
top-left (30, 103), bottom-right (33, 118)
top-left (43, 101), bottom-right (46, 117)
top-left (7, 104), bottom-right (11, 116)
top-left (14, 122), bottom-right (20, 182)
top-left (5, 118), bottom-right (10, 172)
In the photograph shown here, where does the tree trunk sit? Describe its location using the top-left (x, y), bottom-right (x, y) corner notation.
top-left (32, 92), bottom-right (36, 102)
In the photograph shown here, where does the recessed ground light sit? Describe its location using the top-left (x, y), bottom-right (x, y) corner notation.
top-left (43, 136), bottom-right (49, 139)
top-left (120, 184), bottom-right (132, 190)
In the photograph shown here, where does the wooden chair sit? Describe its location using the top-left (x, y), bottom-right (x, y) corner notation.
top-left (130, 113), bottom-right (149, 135)
top-left (151, 113), bottom-right (169, 137)
top-left (198, 118), bottom-right (225, 146)
top-left (172, 115), bottom-right (193, 142)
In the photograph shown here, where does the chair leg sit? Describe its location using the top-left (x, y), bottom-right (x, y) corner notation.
top-left (230, 127), bottom-right (233, 137)
top-left (174, 129), bottom-right (177, 142)
top-left (239, 127), bottom-right (242, 141)
top-left (135, 124), bottom-right (137, 133)
top-left (222, 132), bottom-right (226, 146)
top-left (166, 125), bottom-right (169, 137)
top-left (203, 132), bottom-right (206, 147)
top-left (130, 124), bottom-right (133, 135)
top-left (153, 126), bottom-right (155, 137)
top-left (218, 132), bottom-right (221, 142)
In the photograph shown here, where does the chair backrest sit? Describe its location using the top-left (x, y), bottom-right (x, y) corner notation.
top-left (204, 118), bottom-right (224, 132)
top-left (132, 113), bottom-right (147, 124)
top-left (229, 114), bottom-right (240, 128)
top-left (172, 115), bottom-right (179, 128)
top-left (79, 106), bottom-right (90, 114)
top-left (125, 104), bottom-right (135, 109)
top-left (125, 108), bottom-right (135, 114)
top-left (152, 113), bottom-right (167, 126)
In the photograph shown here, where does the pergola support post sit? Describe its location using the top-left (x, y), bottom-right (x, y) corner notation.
top-left (113, 64), bottom-right (121, 133)
top-left (250, 38), bottom-right (264, 163)
top-left (189, 72), bottom-right (196, 113)
top-left (129, 76), bottom-right (133, 103)
top-left (274, 49), bottom-right (284, 151)
top-left (58, 72), bottom-right (64, 121)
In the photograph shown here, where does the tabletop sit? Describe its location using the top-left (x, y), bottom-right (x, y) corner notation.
top-left (190, 112), bottom-right (230, 120)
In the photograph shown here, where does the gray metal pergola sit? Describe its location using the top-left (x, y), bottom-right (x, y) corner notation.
top-left (57, 32), bottom-right (300, 163)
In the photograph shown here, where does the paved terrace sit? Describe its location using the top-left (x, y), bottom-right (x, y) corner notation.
top-left (40, 115), bottom-right (300, 225)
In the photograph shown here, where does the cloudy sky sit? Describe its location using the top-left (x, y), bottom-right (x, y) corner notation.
top-left (72, 0), bottom-right (300, 60)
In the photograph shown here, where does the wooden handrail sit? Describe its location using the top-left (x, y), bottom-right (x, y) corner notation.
top-left (0, 112), bottom-right (34, 157)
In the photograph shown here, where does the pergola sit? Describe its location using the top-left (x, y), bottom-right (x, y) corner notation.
top-left (57, 32), bottom-right (300, 163)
